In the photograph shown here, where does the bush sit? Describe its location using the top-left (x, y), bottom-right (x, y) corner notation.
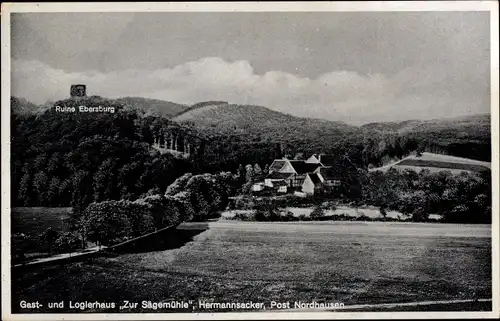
top-left (282, 210), bottom-right (297, 221)
top-left (321, 201), bottom-right (337, 210)
top-left (39, 227), bottom-right (59, 255)
top-left (12, 233), bottom-right (35, 262)
top-left (166, 172), bottom-right (234, 221)
top-left (297, 214), bottom-right (309, 221)
top-left (140, 194), bottom-right (180, 228)
top-left (54, 232), bottom-right (81, 254)
top-left (251, 198), bottom-right (279, 221)
top-left (355, 214), bottom-right (372, 221)
top-left (310, 206), bottom-right (325, 220)
top-left (80, 201), bottom-right (134, 247)
top-left (232, 212), bottom-right (252, 221)
top-left (254, 209), bottom-right (268, 221)
top-left (364, 168), bottom-right (491, 224)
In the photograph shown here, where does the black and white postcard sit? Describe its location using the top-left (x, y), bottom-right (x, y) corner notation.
top-left (1, 2), bottom-right (499, 320)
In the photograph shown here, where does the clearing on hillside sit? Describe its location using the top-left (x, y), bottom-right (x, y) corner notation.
top-left (370, 152), bottom-right (490, 174)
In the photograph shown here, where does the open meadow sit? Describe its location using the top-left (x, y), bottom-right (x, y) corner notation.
top-left (12, 220), bottom-right (491, 313)
top-left (11, 207), bottom-right (73, 236)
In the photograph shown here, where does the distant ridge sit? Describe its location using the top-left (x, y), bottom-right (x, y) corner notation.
top-left (115, 97), bottom-right (189, 117)
top-left (361, 114), bottom-right (490, 133)
top-left (10, 95), bottom-right (491, 161)
top-left (11, 97), bottom-right (50, 115)
top-left (172, 101), bottom-right (229, 120)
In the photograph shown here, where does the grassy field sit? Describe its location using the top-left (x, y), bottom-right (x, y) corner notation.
top-left (371, 152), bottom-right (491, 174)
top-left (11, 207), bottom-right (73, 236)
top-left (11, 207), bottom-right (75, 263)
top-left (12, 221), bottom-right (491, 313)
top-left (397, 159), bottom-right (490, 172)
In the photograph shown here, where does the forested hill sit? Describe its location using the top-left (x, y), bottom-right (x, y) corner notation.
top-left (11, 97), bottom-right (50, 115)
top-left (172, 103), bottom-right (362, 163)
top-left (10, 97), bottom-right (197, 208)
top-left (170, 101), bottom-right (491, 163)
top-left (10, 95), bottom-right (491, 208)
top-left (115, 97), bottom-right (190, 117)
top-left (360, 114), bottom-right (491, 162)
top-left (174, 103), bottom-right (357, 140)
top-left (361, 114), bottom-right (489, 135)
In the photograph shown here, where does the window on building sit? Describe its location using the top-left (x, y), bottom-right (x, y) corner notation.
top-left (278, 186), bottom-right (287, 193)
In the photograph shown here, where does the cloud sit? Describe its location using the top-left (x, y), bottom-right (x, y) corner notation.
top-left (11, 57), bottom-right (489, 124)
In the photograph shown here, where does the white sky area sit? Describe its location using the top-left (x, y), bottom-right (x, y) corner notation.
top-left (11, 12), bottom-right (490, 124)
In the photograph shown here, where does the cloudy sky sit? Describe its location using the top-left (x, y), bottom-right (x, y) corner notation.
top-left (11, 11), bottom-right (490, 124)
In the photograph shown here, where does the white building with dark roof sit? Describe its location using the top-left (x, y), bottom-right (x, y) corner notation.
top-left (252, 154), bottom-right (342, 195)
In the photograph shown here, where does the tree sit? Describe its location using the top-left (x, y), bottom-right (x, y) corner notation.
top-left (172, 191), bottom-right (195, 221)
top-left (71, 170), bottom-right (92, 208)
top-left (47, 177), bottom-right (61, 206)
top-left (93, 158), bottom-right (117, 202)
top-left (140, 194), bottom-right (179, 229)
top-left (244, 164), bottom-right (254, 183)
top-left (237, 164), bottom-right (245, 178)
top-left (40, 227), bottom-right (58, 255)
top-left (165, 173), bottom-right (193, 196)
top-left (241, 181), bottom-right (253, 195)
top-left (33, 171), bottom-right (49, 206)
top-left (252, 199), bottom-right (281, 221)
top-left (254, 164), bottom-right (263, 181)
top-left (310, 205), bottom-right (325, 220)
top-left (18, 168), bottom-right (32, 206)
top-left (80, 201), bottom-right (133, 247)
top-left (398, 190), bottom-right (429, 222)
top-left (12, 233), bottom-right (32, 263)
top-left (54, 232), bottom-right (81, 255)
top-left (380, 207), bottom-right (387, 218)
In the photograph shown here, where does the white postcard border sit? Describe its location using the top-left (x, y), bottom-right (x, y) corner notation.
top-left (1, 1), bottom-right (499, 320)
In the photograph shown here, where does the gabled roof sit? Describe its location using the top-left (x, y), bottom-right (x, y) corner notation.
top-left (288, 160), bottom-right (321, 174)
top-left (308, 173), bottom-right (322, 185)
top-left (317, 166), bottom-right (342, 180)
top-left (269, 159), bottom-right (287, 172)
top-left (305, 154), bottom-right (321, 164)
top-left (266, 172), bottom-right (294, 180)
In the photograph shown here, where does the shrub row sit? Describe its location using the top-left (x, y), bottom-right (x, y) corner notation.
top-left (227, 195), bottom-right (337, 210)
top-left (78, 171), bottom-right (238, 247)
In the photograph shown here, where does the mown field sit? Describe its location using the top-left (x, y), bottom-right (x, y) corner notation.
top-left (371, 152), bottom-right (491, 174)
top-left (397, 159), bottom-right (490, 172)
top-left (12, 221), bottom-right (491, 313)
top-left (11, 207), bottom-right (73, 236)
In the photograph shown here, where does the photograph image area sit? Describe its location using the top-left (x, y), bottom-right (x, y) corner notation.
top-left (3, 3), bottom-right (497, 318)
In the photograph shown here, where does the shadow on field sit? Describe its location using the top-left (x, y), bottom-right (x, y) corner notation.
top-left (111, 223), bottom-right (210, 254)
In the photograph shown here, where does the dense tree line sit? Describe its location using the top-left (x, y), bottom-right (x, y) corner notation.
top-left (361, 169), bottom-right (491, 223)
top-left (11, 98), bottom-right (195, 208)
top-left (78, 172), bottom-right (238, 246)
top-left (227, 168), bottom-right (491, 224)
top-left (181, 104), bottom-right (490, 171)
top-left (11, 96), bottom-right (491, 216)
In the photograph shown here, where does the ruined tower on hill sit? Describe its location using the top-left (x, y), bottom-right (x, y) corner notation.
top-left (70, 84), bottom-right (87, 98)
